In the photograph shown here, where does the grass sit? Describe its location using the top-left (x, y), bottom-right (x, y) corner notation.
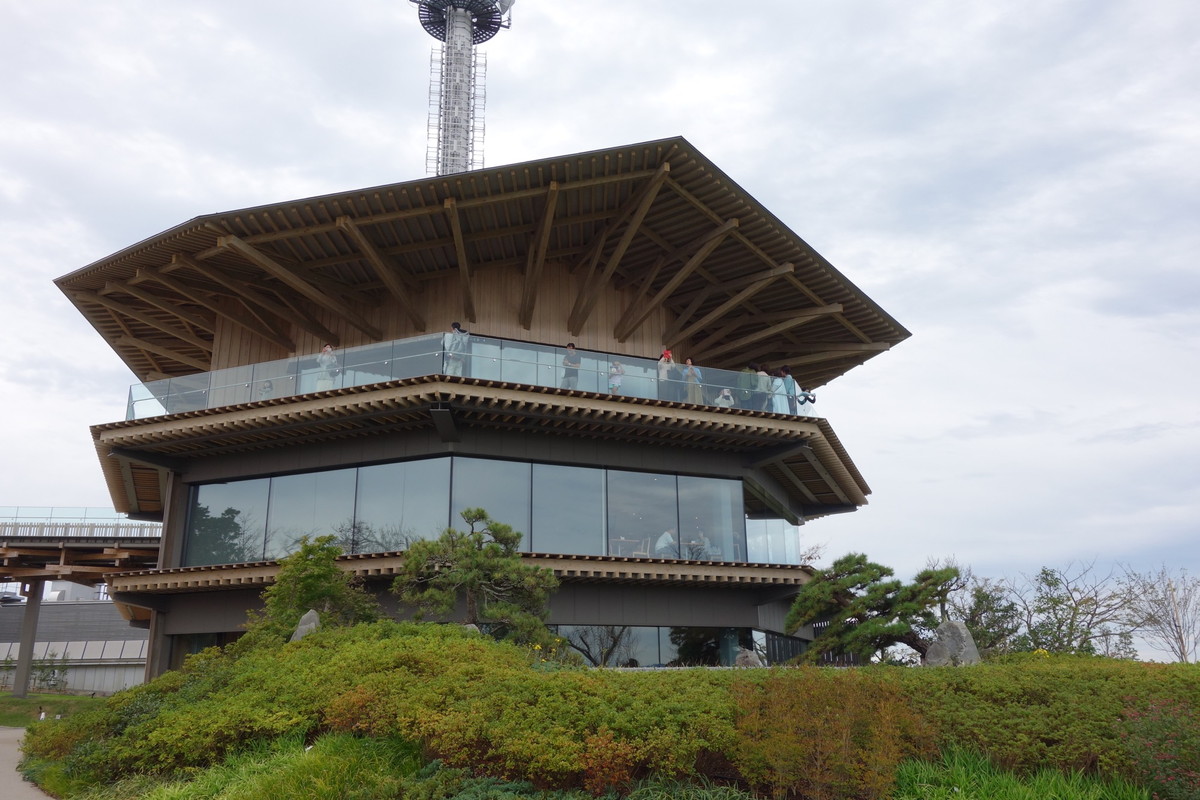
top-left (0, 692), bottom-right (104, 728)
top-left (892, 748), bottom-right (1151, 800)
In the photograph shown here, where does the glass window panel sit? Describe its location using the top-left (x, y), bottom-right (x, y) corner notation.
top-left (207, 364), bottom-right (254, 407)
top-left (342, 342), bottom-right (394, 387)
top-left (251, 357), bottom-right (297, 402)
top-left (355, 458), bottom-right (451, 550)
top-left (463, 335), bottom-right (500, 381)
top-left (606, 470), bottom-right (678, 557)
top-left (745, 518), bottom-right (804, 564)
top-left (451, 458), bottom-right (531, 547)
top-left (531, 464), bottom-right (605, 555)
top-left (676, 476), bottom-right (743, 561)
top-left (264, 469), bottom-right (357, 560)
top-left (662, 626), bottom-right (725, 667)
top-left (555, 625), bottom-right (658, 668)
top-left (390, 334), bottom-right (443, 380)
top-left (498, 340), bottom-right (552, 385)
top-left (184, 479), bottom-right (269, 566)
top-left (167, 373), bottom-right (210, 413)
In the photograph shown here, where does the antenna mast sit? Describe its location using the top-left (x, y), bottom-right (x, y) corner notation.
top-left (411, 1), bottom-right (514, 176)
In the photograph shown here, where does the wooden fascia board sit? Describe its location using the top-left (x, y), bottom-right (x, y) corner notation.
top-left (115, 335), bottom-right (210, 371)
top-left (666, 265), bottom-right (793, 349)
top-left (170, 254), bottom-right (341, 345)
top-left (69, 289), bottom-right (213, 353)
top-left (102, 280), bottom-right (215, 334)
top-left (615, 218), bottom-right (738, 342)
top-left (701, 307), bottom-right (841, 362)
top-left (336, 216), bottom-right (425, 330)
top-left (568, 162), bottom-right (670, 334)
top-left (218, 234), bottom-right (383, 340)
top-left (443, 198), bottom-right (476, 323)
top-left (518, 182), bottom-right (559, 329)
top-left (140, 269), bottom-right (295, 351)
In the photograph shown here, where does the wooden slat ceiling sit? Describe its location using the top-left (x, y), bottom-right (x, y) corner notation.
top-left (92, 375), bottom-right (869, 520)
top-left (56, 137), bottom-right (909, 387)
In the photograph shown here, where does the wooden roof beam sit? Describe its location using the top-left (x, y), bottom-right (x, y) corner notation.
top-left (443, 198), bottom-right (475, 323)
top-left (140, 269), bottom-right (295, 351)
top-left (614, 218), bottom-right (738, 342)
top-left (665, 263), bottom-right (794, 349)
top-left (68, 289), bottom-right (213, 353)
top-left (336, 216), bottom-right (425, 330)
top-left (102, 281), bottom-right (215, 335)
top-left (170, 254), bottom-right (342, 346)
top-left (218, 234), bottom-right (382, 340)
top-left (701, 305), bottom-right (842, 362)
top-left (518, 181), bottom-right (560, 330)
top-left (568, 162), bottom-right (669, 335)
top-left (115, 335), bottom-right (210, 371)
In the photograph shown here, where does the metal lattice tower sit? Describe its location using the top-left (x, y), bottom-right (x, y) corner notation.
top-left (412, 1), bottom-right (513, 176)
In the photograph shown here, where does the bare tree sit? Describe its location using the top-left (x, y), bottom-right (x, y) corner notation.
top-left (1122, 565), bottom-right (1200, 663)
top-left (1006, 561), bottom-right (1142, 657)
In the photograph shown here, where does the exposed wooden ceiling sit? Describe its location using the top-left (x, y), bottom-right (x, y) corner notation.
top-left (56, 137), bottom-right (909, 388)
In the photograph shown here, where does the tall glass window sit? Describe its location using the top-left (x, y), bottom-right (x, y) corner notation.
top-left (677, 476), bottom-right (744, 561)
top-left (531, 464), bottom-right (606, 555)
top-left (607, 470), bottom-right (679, 558)
top-left (451, 458), bottom-right (531, 547)
top-left (184, 479), bottom-right (269, 566)
top-left (264, 468), bottom-right (357, 560)
top-left (355, 458), bottom-right (451, 549)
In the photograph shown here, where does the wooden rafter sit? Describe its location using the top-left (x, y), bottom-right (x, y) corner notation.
top-left (101, 280), bottom-right (215, 334)
top-left (218, 235), bottom-right (382, 340)
top-left (169, 254), bottom-right (342, 346)
top-left (115, 335), bottom-right (209, 371)
top-left (443, 198), bottom-right (475, 323)
top-left (614, 218), bottom-right (738, 342)
top-left (139, 268), bottom-right (295, 351)
top-left (700, 305), bottom-right (843, 362)
top-left (518, 181), bottom-right (559, 329)
top-left (336, 216), bottom-right (425, 330)
top-left (665, 263), bottom-right (794, 349)
top-left (68, 289), bottom-right (212, 352)
top-left (568, 162), bottom-right (670, 335)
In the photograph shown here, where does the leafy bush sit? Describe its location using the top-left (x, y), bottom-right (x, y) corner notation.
top-left (890, 654), bottom-right (1200, 780)
top-left (1119, 697), bottom-right (1200, 800)
top-left (19, 622), bottom-right (1200, 799)
top-left (730, 668), bottom-right (933, 799)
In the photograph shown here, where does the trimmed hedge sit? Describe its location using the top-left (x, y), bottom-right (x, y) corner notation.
top-left (20, 622), bottom-right (1200, 799)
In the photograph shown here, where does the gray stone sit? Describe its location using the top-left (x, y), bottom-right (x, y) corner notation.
top-left (734, 647), bottom-right (764, 668)
top-left (289, 609), bottom-right (321, 642)
top-left (924, 620), bottom-right (981, 666)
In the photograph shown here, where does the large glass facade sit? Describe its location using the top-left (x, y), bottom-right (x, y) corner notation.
top-left (182, 456), bottom-right (809, 568)
top-left (553, 624), bottom-right (797, 667)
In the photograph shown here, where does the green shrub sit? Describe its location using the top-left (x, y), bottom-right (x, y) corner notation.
top-left (1119, 696), bottom-right (1200, 800)
top-left (730, 668), bottom-right (933, 800)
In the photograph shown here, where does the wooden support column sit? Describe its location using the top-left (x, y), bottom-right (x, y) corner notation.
top-left (518, 182), bottom-right (559, 329)
top-left (443, 198), bottom-right (476, 323)
top-left (568, 162), bottom-right (669, 335)
top-left (218, 235), bottom-right (382, 340)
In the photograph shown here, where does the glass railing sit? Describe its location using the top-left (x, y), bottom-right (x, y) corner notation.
top-left (126, 333), bottom-right (822, 421)
top-left (0, 507), bottom-right (162, 540)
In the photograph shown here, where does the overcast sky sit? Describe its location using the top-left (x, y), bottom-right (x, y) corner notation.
top-left (2, 1), bottom-right (1197, 600)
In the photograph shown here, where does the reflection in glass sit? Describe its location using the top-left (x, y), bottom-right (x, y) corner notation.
top-left (531, 465), bottom-right (605, 555)
top-left (451, 458), bottom-right (531, 548)
top-left (355, 458), bottom-right (451, 549)
top-left (746, 518), bottom-right (804, 565)
top-left (556, 624), bottom-right (654, 667)
top-left (184, 479), bottom-right (269, 565)
top-left (607, 471), bottom-right (678, 557)
top-left (677, 476), bottom-right (743, 560)
top-left (264, 469), bottom-right (357, 560)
